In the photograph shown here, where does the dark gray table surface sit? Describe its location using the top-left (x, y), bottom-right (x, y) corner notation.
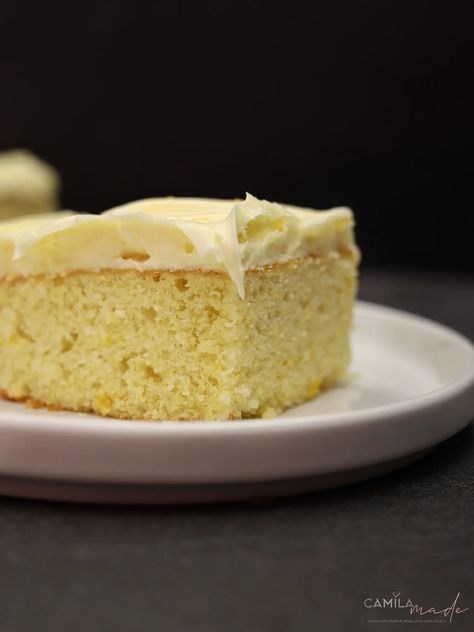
top-left (0, 268), bottom-right (472, 632)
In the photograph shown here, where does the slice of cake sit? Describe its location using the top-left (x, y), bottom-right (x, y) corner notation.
top-left (0, 150), bottom-right (60, 220)
top-left (0, 194), bottom-right (358, 420)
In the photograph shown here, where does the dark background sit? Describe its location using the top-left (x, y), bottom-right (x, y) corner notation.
top-left (1, 0), bottom-right (473, 270)
top-left (0, 5), bottom-right (473, 630)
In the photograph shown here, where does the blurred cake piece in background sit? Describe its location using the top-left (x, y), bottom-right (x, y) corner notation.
top-left (0, 149), bottom-right (60, 220)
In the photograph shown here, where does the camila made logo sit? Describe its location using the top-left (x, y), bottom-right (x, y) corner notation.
top-left (364, 591), bottom-right (468, 624)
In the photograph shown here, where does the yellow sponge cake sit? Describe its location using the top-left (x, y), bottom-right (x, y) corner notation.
top-left (0, 194), bottom-right (358, 420)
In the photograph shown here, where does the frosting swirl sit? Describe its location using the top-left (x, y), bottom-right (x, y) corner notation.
top-left (0, 193), bottom-right (356, 297)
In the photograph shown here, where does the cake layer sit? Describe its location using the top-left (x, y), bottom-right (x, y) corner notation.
top-left (0, 194), bottom-right (355, 297)
top-left (0, 252), bottom-right (357, 420)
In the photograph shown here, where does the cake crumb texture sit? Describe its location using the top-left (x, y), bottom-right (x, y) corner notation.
top-left (0, 253), bottom-right (356, 420)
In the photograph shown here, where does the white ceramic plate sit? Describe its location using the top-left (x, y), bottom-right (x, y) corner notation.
top-left (0, 301), bottom-right (473, 504)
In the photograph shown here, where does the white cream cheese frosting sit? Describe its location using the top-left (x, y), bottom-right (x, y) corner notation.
top-left (0, 194), bottom-right (356, 297)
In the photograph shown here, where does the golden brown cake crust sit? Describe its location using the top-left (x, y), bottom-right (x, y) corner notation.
top-left (1, 376), bottom-right (340, 421)
top-left (0, 388), bottom-right (202, 421)
top-left (1, 245), bottom-right (357, 284)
